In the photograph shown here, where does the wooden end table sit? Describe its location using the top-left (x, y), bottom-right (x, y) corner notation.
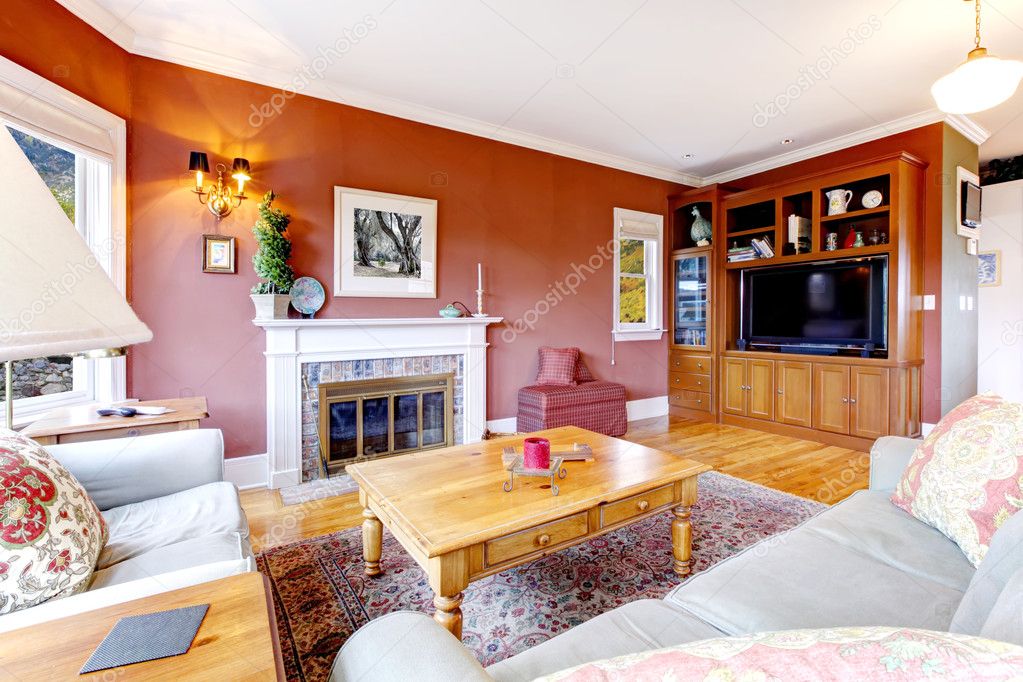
top-left (0, 572), bottom-right (284, 680)
top-left (20, 396), bottom-right (209, 446)
top-left (347, 426), bottom-right (710, 639)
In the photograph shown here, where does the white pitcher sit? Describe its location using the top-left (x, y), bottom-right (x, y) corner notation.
top-left (826, 189), bottom-right (853, 216)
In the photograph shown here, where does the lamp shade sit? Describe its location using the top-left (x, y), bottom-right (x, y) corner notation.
top-left (932, 48), bottom-right (1023, 114)
top-left (188, 150), bottom-right (210, 174)
top-left (0, 126), bottom-right (152, 362)
top-left (231, 157), bottom-right (251, 181)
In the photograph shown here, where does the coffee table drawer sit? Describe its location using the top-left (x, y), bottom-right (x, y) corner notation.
top-left (485, 513), bottom-right (588, 567)
top-left (601, 484), bottom-right (675, 527)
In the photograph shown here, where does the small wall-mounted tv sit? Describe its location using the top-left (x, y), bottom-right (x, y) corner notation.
top-left (740, 255), bottom-right (888, 353)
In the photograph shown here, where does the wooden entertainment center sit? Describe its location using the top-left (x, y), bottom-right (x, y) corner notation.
top-left (667, 153), bottom-right (925, 451)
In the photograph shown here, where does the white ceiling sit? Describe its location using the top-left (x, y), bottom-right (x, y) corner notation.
top-left (58, 0), bottom-right (1023, 183)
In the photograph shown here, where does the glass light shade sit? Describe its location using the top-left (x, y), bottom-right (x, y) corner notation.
top-left (0, 126), bottom-right (152, 362)
top-left (932, 48), bottom-right (1023, 114)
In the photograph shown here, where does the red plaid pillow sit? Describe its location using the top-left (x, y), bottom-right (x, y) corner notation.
top-left (575, 354), bottom-right (595, 382)
top-left (536, 347), bottom-right (579, 386)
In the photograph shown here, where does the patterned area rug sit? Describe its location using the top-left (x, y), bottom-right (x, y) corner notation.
top-left (257, 472), bottom-right (825, 681)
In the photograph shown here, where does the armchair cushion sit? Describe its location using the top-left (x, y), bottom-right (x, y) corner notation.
top-left (0, 429), bottom-right (106, 614)
top-left (867, 436), bottom-right (919, 492)
top-left (99, 481), bottom-right (250, 569)
top-left (44, 429), bottom-right (224, 511)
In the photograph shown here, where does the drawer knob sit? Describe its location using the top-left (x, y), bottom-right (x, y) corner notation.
top-left (842, 397), bottom-right (849, 403)
top-left (637, 500), bottom-right (649, 512)
top-left (696, 399), bottom-right (702, 404)
top-left (697, 362), bottom-right (703, 369)
top-left (850, 398), bottom-right (857, 404)
top-left (537, 533), bottom-right (551, 547)
top-left (696, 380), bottom-right (702, 386)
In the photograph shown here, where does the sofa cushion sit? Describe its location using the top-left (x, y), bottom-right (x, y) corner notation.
top-left (487, 599), bottom-right (724, 682)
top-left (536, 627), bottom-right (1023, 681)
top-left (891, 393), bottom-right (1023, 567)
top-left (952, 508), bottom-right (1023, 636)
top-left (536, 347), bottom-right (579, 386)
top-left (90, 532), bottom-right (251, 589)
top-left (574, 353), bottom-right (595, 383)
top-left (980, 567), bottom-right (1023, 646)
top-left (665, 491), bottom-right (970, 634)
top-left (0, 428), bottom-right (107, 614)
top-left (99, 481), bottom-right (249, 569)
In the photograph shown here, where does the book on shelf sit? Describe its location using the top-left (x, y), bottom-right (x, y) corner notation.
top-left (749, 235), bottom-right (774, 259)
top-left (787, 214), bottom-right (811, 243)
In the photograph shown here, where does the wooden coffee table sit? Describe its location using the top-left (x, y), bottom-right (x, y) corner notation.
top-left (347, 426), bottom-right (710, 639)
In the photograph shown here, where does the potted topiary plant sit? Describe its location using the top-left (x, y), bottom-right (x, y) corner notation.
top-left (250, 190), bottom-right (296, 320)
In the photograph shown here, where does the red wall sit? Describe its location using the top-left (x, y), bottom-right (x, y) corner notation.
top-left (724, 125), bottom-right (945, 423)
top-left (125, 58), bottom-right (682, 457)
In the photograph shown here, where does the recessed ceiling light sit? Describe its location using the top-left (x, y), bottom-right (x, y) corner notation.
top-left (781, 138), bottom-right (793, 145)
top-left (682, 153), bottom-right (694, 159)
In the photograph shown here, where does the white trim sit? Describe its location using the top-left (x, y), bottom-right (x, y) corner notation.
top-left (0, 57), bottom-right (128, 419)
top-left (53, 0), bottom-right (135, 51)
top-left (613, 208), bottom-right (664, 341)
top-left (612, 329), bottom-right (666, 342)
top-left (626, 395), bottom-right (669, 421)
top-left (485, 417), bottom-right (518, 432)
top-left (224, 453), bottom-right (269, 490)
top-left (703, 110), bottom-right (991, 185)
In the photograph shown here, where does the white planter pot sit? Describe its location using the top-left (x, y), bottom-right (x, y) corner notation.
top-left (251, 293), bottom-right (291, 320)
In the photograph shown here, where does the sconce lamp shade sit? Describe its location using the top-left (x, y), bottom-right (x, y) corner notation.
top-left (231, 157), bottom-right (251, 181)
top-left (188, 150), bottom-right (210, 174)
top-left (0, 126), bottom-right (152, 362)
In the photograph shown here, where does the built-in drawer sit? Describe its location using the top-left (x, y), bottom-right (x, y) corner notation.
top-left (670, 352), bottom-right (712, 375)
top-left (601, 484), bottom-right (675, 528)
top-left (669, 390), bottom-right (710, 412)
top-left (485, 512), bottom-right (588, 567)
top-left (670, 371), bottom-right (710, 392)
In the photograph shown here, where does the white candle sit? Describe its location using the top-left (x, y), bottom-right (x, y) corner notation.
top-left (477, 262), bottom-right (483, 290)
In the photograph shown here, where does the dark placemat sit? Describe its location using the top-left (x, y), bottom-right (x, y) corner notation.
top-left (80, 603), bottom-right (209, 674)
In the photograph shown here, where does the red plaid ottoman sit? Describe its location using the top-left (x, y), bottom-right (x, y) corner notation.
top-left (516, 381), bottom-right (627, 437)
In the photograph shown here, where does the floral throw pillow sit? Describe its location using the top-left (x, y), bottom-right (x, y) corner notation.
top-left (0, 428), bottom-right (107, 614)
top-left (540, 627), bottom-right (1023, 681)
top-left (535, 347), bottom-right (579, 386)
top-left (891, 393), bottom-right (1023, 567)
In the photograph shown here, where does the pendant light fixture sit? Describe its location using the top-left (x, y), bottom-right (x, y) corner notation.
top-left (931, 0), bottom-right (1023, 114)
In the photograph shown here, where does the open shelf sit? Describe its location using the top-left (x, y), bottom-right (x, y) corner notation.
top-left (820, 205), bottom-right (890, 223)
top-left (672, 200), bottom-right (714, 251)
top-left (728, 226), bottom-right (776, 238)
top-left (723, 242), bottom-right (893, 269)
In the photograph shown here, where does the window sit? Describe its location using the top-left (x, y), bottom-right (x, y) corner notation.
top-left (612, 208), bottom-right (664, 342)
top-left (0, 56), bottom-right (126, 422)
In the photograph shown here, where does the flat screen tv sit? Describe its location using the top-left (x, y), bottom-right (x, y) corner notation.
top-left (740, 255), bottom-right (887, 353)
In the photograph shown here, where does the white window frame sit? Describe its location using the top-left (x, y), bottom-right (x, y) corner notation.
top-left (1, 56), bottom-right (128, 423)
top-left (612, 207), bottom-right (664, 342)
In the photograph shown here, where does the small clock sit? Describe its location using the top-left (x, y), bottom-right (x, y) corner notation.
top-left (861, 190), bottom-right (883, 209)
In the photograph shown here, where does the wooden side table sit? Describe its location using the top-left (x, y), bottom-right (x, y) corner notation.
top-left (20, 396), bottom-right (209, 446)
top-left (0, 572), bottom-right (284, 680)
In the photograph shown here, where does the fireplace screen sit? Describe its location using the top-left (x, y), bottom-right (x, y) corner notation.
top-left (318, 373), bottom-right (454, 472)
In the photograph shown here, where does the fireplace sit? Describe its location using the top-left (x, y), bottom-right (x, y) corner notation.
top-left (317, 373), bottom-right (454, 474)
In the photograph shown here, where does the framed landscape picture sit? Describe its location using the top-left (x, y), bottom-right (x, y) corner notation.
top-left (202, 234), bottom-right (236, 273)
top-left (334, 187), bottom-right (437, 298)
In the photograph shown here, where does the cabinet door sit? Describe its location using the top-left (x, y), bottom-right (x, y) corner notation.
top-left (776, 361), bottom-right (813, 428)
top-left (813, 364), bottom-right (850, 434)
top-left (850, 367), bottom-right (890, 440)
top-left (721, 358), bottom-right (747, 416)
top-left (747, 359), bottom-right (775, 421)
top-left (672, 252), bottom-right (710, 348)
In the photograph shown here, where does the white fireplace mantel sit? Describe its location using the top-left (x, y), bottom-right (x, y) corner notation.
top-left (253, 316), bottom-right (503, 488)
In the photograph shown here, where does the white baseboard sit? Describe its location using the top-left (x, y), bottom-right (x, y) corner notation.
top-left (223, 453), bottom-right (268, 490)
top-left (486, 395), bottom-right (670, 433)
top-left (626, 395), bottom-right (669, 421)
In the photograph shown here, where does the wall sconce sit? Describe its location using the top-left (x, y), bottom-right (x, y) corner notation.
top-left (188, 151), bottom-right (251, 219)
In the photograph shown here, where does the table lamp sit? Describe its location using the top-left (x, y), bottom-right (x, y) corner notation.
top-left (0, 125), bottom-right (152, 429)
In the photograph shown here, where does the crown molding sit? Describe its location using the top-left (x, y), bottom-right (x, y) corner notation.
top-left (52, 5), bottom-right (990, 189)
top-left (55, 0), bottom-right (135, 51)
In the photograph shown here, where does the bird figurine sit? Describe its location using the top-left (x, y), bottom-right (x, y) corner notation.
top-left (690, 207), bottom-right (712, 246)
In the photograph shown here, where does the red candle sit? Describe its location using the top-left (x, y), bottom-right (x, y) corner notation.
top-left (523, 437), bottom-right (551, 469)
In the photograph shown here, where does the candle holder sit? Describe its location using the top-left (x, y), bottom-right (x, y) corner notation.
top-left (472, 288), bottom-right (487, 318)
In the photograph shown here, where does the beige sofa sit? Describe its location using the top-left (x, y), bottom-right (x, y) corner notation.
top-left (0, 429), bottom-right (254, 632)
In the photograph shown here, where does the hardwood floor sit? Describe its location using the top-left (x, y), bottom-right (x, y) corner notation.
top-left (241, 416), bottom-right (869, 553)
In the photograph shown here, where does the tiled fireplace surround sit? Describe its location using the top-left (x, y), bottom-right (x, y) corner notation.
top-left (300, 355), bottom-right (465, 481)
top-left (254, 317), bottom-right (502, 488)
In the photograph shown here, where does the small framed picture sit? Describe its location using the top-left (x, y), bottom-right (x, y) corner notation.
top-left (978, 250), bottom-right (1001, 287)
top-left (202, 234), bottom-right (236, 274)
